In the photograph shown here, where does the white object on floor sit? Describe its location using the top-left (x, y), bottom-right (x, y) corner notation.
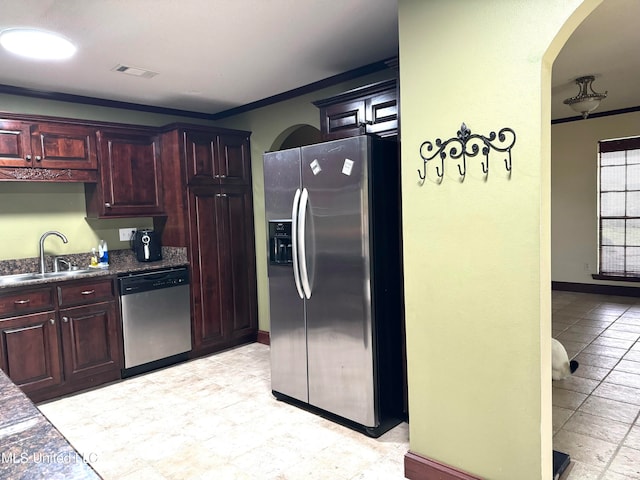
top-left (552, 337), bottom-right (579, 380)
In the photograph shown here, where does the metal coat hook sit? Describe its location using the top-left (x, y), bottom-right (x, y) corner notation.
top-left (418, 123), bottom-right (516, 183)
top-left (504, 150), bottom-right (513, 172)
top-left (457, 154), bottom-right (467, 180)
top-left (481, 156), bottom-right (489, 175)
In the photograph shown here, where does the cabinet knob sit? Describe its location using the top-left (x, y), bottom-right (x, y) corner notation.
top-left (80, 290), bottom-right (95, 296)
top-left (62, 316), bottom-right (69, 323)
top-left (104, 202), bottom-right (112, 208)
top-left (35, 155), bottom-right (42, 162)
top-left (49, 318), bottom-right (55, 325)
top-left (13, 299), bottom-right (31, 305)
top-left (25, 154), bottom-right (32, 161)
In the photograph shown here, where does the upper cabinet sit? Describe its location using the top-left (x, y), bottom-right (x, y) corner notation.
top-left (85, 128), bottom-right (164, 218)
top-left (0, 120), bottom-right (31, 165)
top-left (0, 118), bottom-right (98, 182)
top-left (184, 129), bottom-right (251, 186)
top-left (313, 79), bottom-right (398, 141)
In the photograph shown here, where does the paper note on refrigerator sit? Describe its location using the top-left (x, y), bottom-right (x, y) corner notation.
top-left (342, 158), bottom-right (354, 176)
top-left (310, 159), bottom-right (321, 175)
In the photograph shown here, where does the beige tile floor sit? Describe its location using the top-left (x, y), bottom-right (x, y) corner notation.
top-left (552, 291), bottom-right (640, 480)
top-left (36, 290), bottom-right (640, 480)
top-left (37, 342), bottom-right (409, 480)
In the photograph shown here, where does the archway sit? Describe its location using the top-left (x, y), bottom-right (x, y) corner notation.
top-left (546, 1), bottom-right (637, 478)
top-left (269, 124), bottom-right (321, 151)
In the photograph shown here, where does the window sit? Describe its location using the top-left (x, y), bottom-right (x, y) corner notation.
top-left (598, 137), bottom-right (640, 277)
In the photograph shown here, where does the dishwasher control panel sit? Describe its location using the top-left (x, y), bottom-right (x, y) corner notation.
top-left (119, 267), bottom-right (189, 295)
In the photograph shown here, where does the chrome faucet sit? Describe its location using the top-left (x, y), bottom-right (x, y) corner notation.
top-left (39, 231), bottom-right (68, 274)
top-left (54, 257), bottom-right (71, 273)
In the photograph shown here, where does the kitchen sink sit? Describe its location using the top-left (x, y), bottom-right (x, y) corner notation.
top-left (0, 269), bottom-right (96, 286)
top-left (0, 273), bottom-right (41, 285)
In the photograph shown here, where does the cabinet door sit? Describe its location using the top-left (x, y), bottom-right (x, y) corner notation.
top-left (217, 134), bottom-right (251, 185)
top-left (184, 130), bottom-right (218, 184)
top-left (189, 187), bottom-right (224, 349)
top-left (0, 311), bottom-right (62, 393)
top-left (216, 189), bottom-right (257, 339)
top-left (365, 89), bottom-right (398, 138)
top-left (59, 301), bottom-right (120, 383)
top-left (321, 99), bottom-right (366, 141)
top-left (185, 131), bottom-right (251, 186)
top-left (96, 130), bottom-right (164, 216)
top-left (30, 123), bottom-right (98, 170)
top-left (188, 187), bottom-right (257, 353)
top-left (314, 79), bottom-right (398, 141)
top-left (0, 119), bottom-right (31, 167)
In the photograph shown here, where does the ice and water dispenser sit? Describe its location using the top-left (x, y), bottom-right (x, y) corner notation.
top-left (268, 221), bottom-right (293, 264)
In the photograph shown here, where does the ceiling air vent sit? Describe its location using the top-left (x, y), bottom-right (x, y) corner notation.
top-left (111, 64), bottom-right (158, 79)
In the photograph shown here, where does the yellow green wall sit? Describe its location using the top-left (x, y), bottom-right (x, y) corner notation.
top-left (552, 111), bottom-right (640, 287)
top-left (0, 182), bottom-right (153, 261)
top-left (398, 0), bottom-right (599, 478)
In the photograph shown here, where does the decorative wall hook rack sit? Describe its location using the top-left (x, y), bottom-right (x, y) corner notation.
top-left (418, 123), bottom-right (516, 183)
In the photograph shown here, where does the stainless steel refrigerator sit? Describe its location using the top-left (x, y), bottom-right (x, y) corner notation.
top-left (263, 135), bottom-right (404, 437)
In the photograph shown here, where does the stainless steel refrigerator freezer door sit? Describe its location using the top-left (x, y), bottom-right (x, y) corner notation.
top-left (301, 136), bottom-right (377, 427)
top-left (263, 148), bottom-right (308, 403)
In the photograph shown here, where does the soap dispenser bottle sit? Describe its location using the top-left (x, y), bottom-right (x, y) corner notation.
top-left (98, 240), bottom-right (109, 265)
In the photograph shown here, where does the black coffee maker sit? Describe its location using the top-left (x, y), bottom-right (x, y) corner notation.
top-left (131, 229), bottom-right (162, 262)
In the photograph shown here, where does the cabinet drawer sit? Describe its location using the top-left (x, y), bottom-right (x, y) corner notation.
top-left (57, 278), bottom-right (115, 307)
top-left (0, 287), bottom-right (55, 318)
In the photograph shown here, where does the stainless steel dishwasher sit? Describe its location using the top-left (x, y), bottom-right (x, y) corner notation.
top-left (119, 267), bottom-right (192, 377)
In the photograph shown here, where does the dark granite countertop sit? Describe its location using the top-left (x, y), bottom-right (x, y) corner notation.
top-left (0, 370), bottom-right (102, 479)
top-left (0, 247), bottom-right (188, 290)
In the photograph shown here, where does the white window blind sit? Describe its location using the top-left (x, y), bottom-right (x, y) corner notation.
top-left (599, 137), bottom-right (640, 276)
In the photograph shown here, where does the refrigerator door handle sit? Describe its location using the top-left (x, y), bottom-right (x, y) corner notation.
top-left (298, 187), bottom-right (312, 299)
top-left (291, 188), bottom-right (304, 299)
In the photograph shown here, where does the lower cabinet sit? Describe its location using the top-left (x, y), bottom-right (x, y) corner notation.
top-left (188, 186), bottom-right (258, 355)
top-left (59, 301), bottom-right (120, 385)
top-left (0, 278), bottom-right (121, 402)
top-left (0, 311), bottom-right (62, 394)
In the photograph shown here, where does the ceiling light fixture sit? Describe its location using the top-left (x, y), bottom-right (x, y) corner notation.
top-left (563, 75), bottom-right (607, 119)
top-left (0, 28), bottom-right (76, 60)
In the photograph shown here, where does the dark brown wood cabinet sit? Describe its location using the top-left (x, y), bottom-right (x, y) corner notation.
top-left (0, 287), bottom-right (60, 395)
top-left (56, 278), bottom-right (120, 387)
top-left (0, 277), bottom-right (121, 402)
top-left (85, 128), bottom-right (164, 217)
top-left (184, 129), bottom-right (251, 186)
top-left (188, 186), bottom-right (257, 352)
top-left (313, 79), bottom-right (398, 141)
top-left (0, 117), bottom-right (98, 182)
top-left (59, 301), bottom-right (119, 385)
top-left (160, 125), bottom-right (257, 357)
top-left (0, 119), bottom-right (31, 165)
top-left (0, 310), bottom-right (62, 395)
